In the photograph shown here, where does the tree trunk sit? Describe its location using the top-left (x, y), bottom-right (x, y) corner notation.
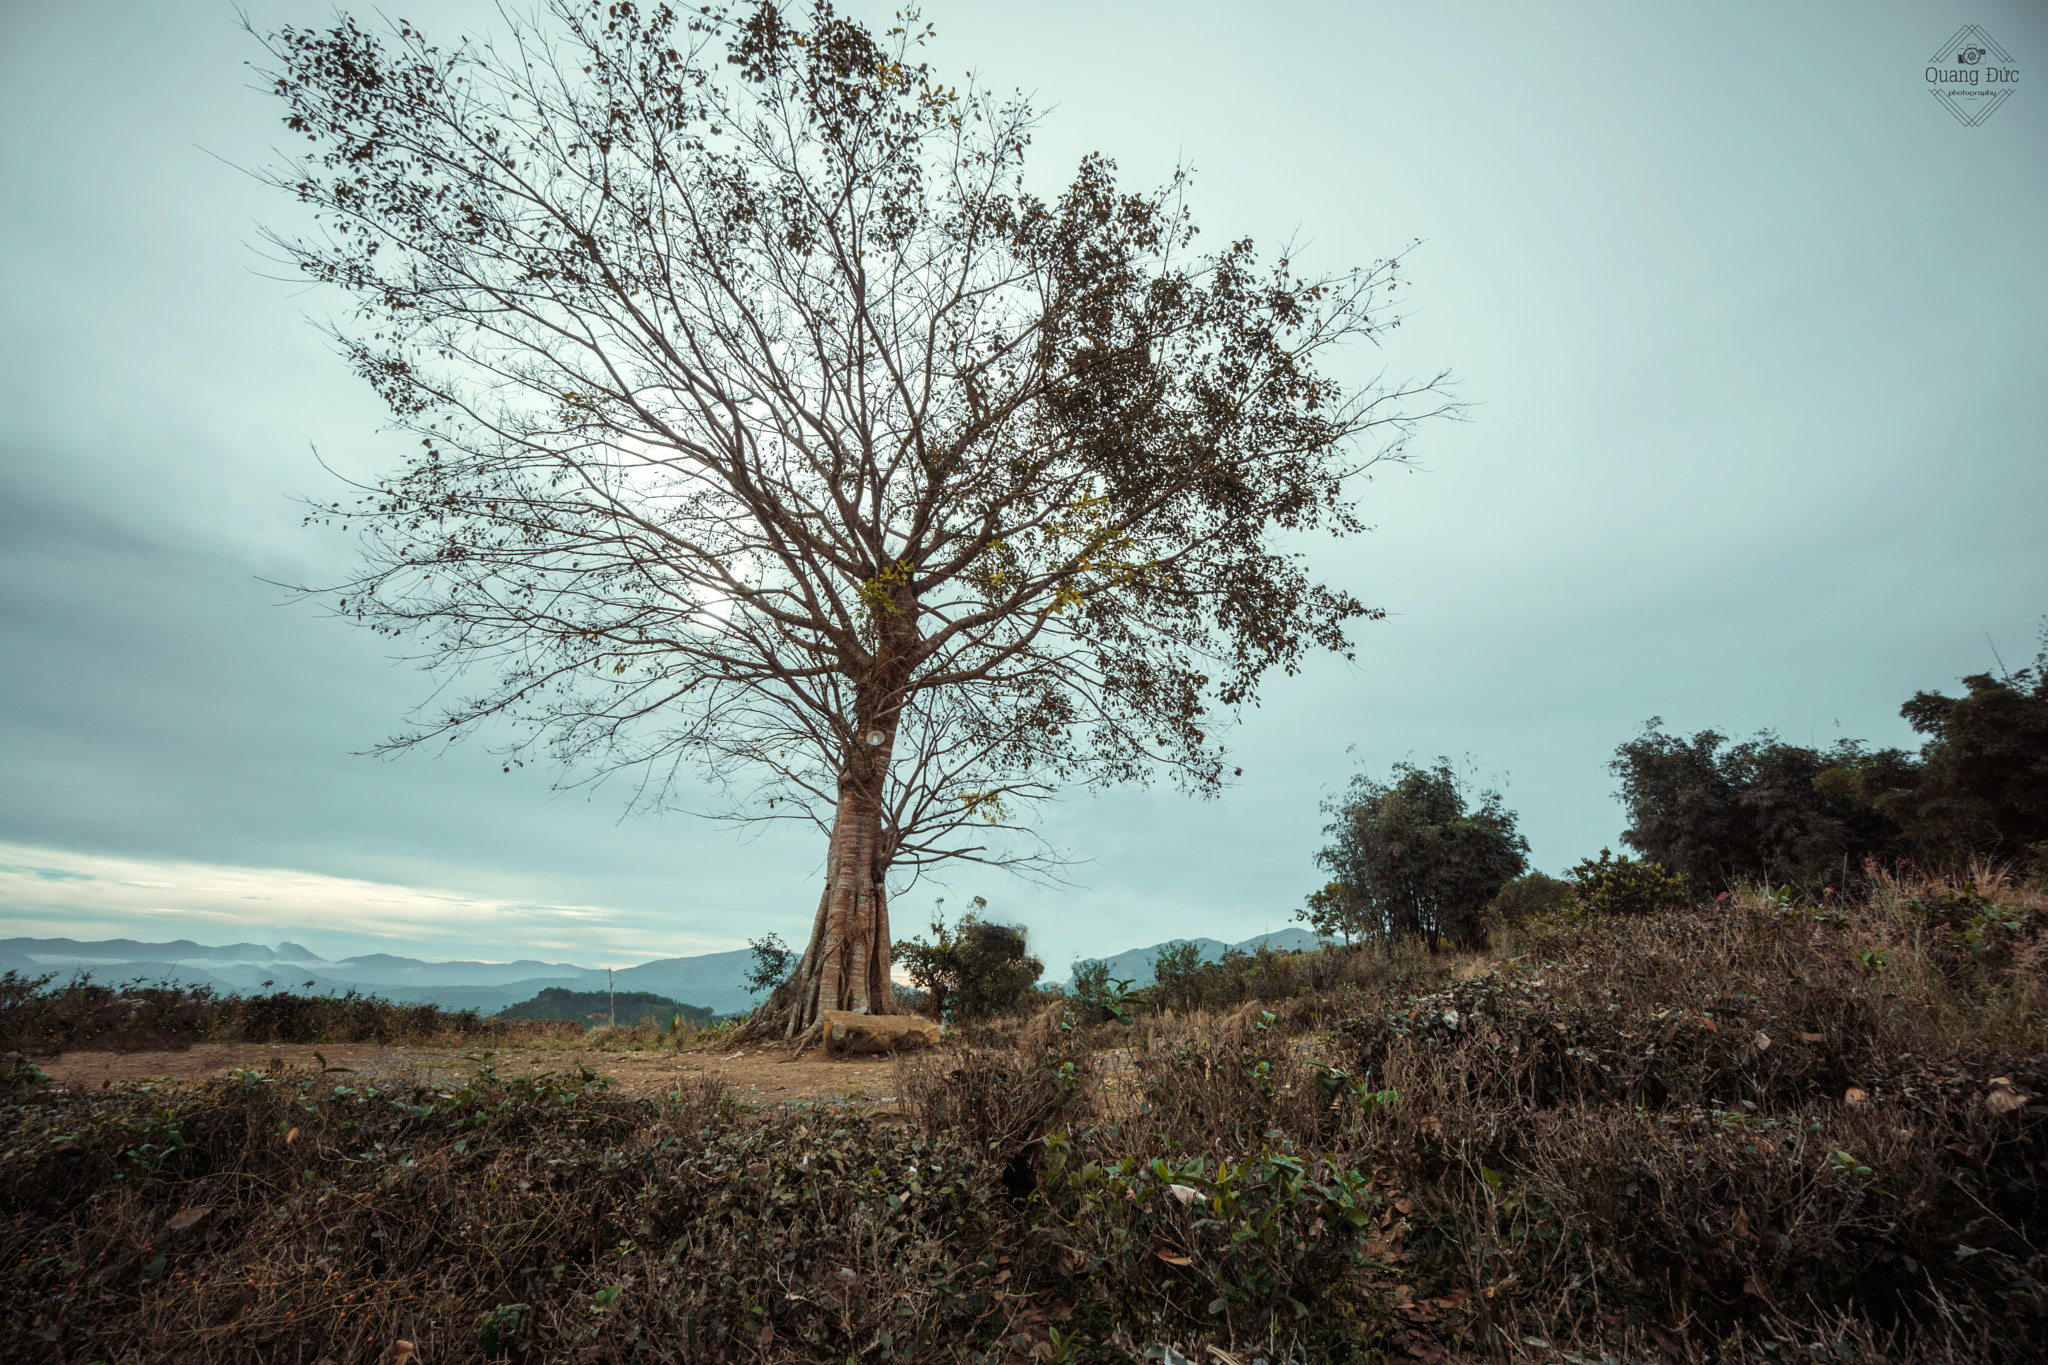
top-left (735, 724), bottom-right (902, 1042)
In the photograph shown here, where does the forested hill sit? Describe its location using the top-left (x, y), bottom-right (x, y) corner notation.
top-left (493, 987), bottom-right (715, 1025)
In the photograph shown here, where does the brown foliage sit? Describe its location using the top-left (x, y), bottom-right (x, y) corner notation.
top-left (3, 871), bottom-right (2044, 1361)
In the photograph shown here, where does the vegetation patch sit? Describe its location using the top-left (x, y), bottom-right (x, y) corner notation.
top-left (5, 869), bottom-right (2044, 1361)
top-left (494, 987), bottom-right (713, 1029)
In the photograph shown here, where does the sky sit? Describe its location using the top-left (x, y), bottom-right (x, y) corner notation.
top-left (1, 1), bottom-right (2043, 974)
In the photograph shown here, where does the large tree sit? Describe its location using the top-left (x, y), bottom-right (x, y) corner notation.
top-left (253, 1), bottom-right (1455, 1036)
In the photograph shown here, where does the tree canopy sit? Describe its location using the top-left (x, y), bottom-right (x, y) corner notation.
top-left (1615, 627), bottom-right (2048, 890)
top-left (1611, 725), bottom-right (1904, 892)
top-left (892, 897), bottom-right (1044, 1020)
top-left (252, 0), bottom-right (1455, 1032)
top-left (1305, 760), bottom-right (1527, 951)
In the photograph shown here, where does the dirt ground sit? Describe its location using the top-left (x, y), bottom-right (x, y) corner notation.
top-left (33, 1040), bottom-right (917, 1115)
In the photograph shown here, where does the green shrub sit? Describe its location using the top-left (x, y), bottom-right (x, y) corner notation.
top-left (1569, 847), bottom-right (1688, 916)
top-left (894, 899), bottom-right (1044, 1020)
top-left (1486, 871), bottom-right (1577, 928)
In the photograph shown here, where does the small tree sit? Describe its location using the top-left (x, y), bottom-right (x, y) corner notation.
top-left (1298, 880), bottom-right (1369, 947)
top-left (1486, 871), bottom-right (1576, 929)
top-left (744, 933), bottom-right (795, 1000)
top-left (893, 897), bottom-right (1043, 1020)
top-left (1150, 939), bottom-right (1208, 1009)
top-left (1308, 759), bottom-right (1527, 951)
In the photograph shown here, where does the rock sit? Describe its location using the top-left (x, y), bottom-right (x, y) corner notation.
top-left (793, 1009), bottom-right (942, 1057)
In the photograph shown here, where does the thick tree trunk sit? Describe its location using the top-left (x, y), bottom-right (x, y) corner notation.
top-left (735, 719), bottom-right (903, 1043)
top-left (736, 581), bottom-right (919, 1046)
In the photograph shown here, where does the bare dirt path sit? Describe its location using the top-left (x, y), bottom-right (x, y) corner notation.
top-left (35, 1041), bottom-right (913, 1114)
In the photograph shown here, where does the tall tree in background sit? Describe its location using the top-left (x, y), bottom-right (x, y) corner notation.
top-left (1612, 724), bottom-right (1903, 892)
top-left (1831, 630), bottom-right (2048, 872)
top-left (253, 2), bottom-right (1455, 1036)
top-left (1615, 626), bottom-right (2048, 888)
top-left (1307, 760), bottom-right (1526, 951)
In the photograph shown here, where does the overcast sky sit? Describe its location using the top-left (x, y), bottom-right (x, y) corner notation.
top-left (1, 1), bottom-right (2043, 974)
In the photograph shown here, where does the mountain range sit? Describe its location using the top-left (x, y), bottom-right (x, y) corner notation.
top-left (0, 936), bottom-right (759, 1016)
top-left (0, 925), bottom-right (1334, 1018)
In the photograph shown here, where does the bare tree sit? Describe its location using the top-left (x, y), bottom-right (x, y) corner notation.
top-left (251, 0), bottom-right (1457, 1037)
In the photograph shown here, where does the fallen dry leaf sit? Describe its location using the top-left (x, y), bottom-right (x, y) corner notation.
top-left (165, 1206), bottom-right (214, 1239)
top-left (1987, 1077), bottom-right (2031, 1115)
top-left (285, 1126), bottom-right (299, 1145)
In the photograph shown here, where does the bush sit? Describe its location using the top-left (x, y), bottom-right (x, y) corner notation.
top-left (0, 973), bottom-right (509, 1057)
top-left (1310, 758), bottom-right (1529, 950)
top-left (1569, 847), bottom-right (1688, 916)
top-left (894, 899), bottom-right (1044, 1020)
top-left (1485, 871), bottom-right (1576, 928)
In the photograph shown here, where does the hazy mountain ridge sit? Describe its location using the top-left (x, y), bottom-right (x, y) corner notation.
top-left (4, 932), bottom-right (1328, 1016)
top-left (0, 937), bottom-right (762, 1017)
top-left (0, 936), bottom-right (324, 963)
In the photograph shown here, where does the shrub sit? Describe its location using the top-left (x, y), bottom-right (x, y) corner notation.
top-left (1569, 847), bottom-right (1688, 916)
top-left (1069, 961), bottom-right (1139, 1024)
top-left (894, 899), bottom-right (1044, 1020)
top-left (0, 973), bottom-right (511, 1057)
top-left (1310, 758), bottom-right (1529, 950)
top-left (1485, 871), bottom-right (1576, 928)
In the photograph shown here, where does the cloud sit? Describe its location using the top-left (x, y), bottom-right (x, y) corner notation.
top-left (0, 843), bottom-right (740, 965)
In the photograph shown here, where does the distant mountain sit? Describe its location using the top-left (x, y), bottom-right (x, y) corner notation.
top-left (323, 953), bottom-right (605, 988)
top-left (610, 949), bottom-right (758, 1016)
top-left (0, 936), bottom-right (760, 1016)
top-left (1070, 927), bottom-right (1330, 988)
top-left (0, 936), bottom-right (330, 964)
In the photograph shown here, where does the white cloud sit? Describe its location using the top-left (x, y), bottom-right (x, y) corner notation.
top-left (0, 843), bottom-right (740, 965)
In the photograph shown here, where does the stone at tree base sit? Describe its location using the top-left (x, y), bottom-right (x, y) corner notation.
top-left (792, 1009), bottom-right (942, 1058)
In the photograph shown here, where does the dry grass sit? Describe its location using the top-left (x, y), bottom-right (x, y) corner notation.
top-left (2, 873), bottom-right (2043, 1362)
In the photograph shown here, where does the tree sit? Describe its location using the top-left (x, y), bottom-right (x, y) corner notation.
top-left (1616, 627), bottom-right (2048, 892)
top-left (1879, 632), bottom-right (2048, 871)
top-left (1299, 879), bottom-right (1368, 947)
top-left (1485, 871), bottom-right (1575, 929)
top-left (893, 897), bottom-right (1043, 1020)
top-left (1307, 760), bottom-right (1527, 951)
top-left (252, 2), bottom-right (1456, 1037)
top-left (1612, 723), bottom-right (1905, 893)
top-left (744, 932), bottom-right (795, 999)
